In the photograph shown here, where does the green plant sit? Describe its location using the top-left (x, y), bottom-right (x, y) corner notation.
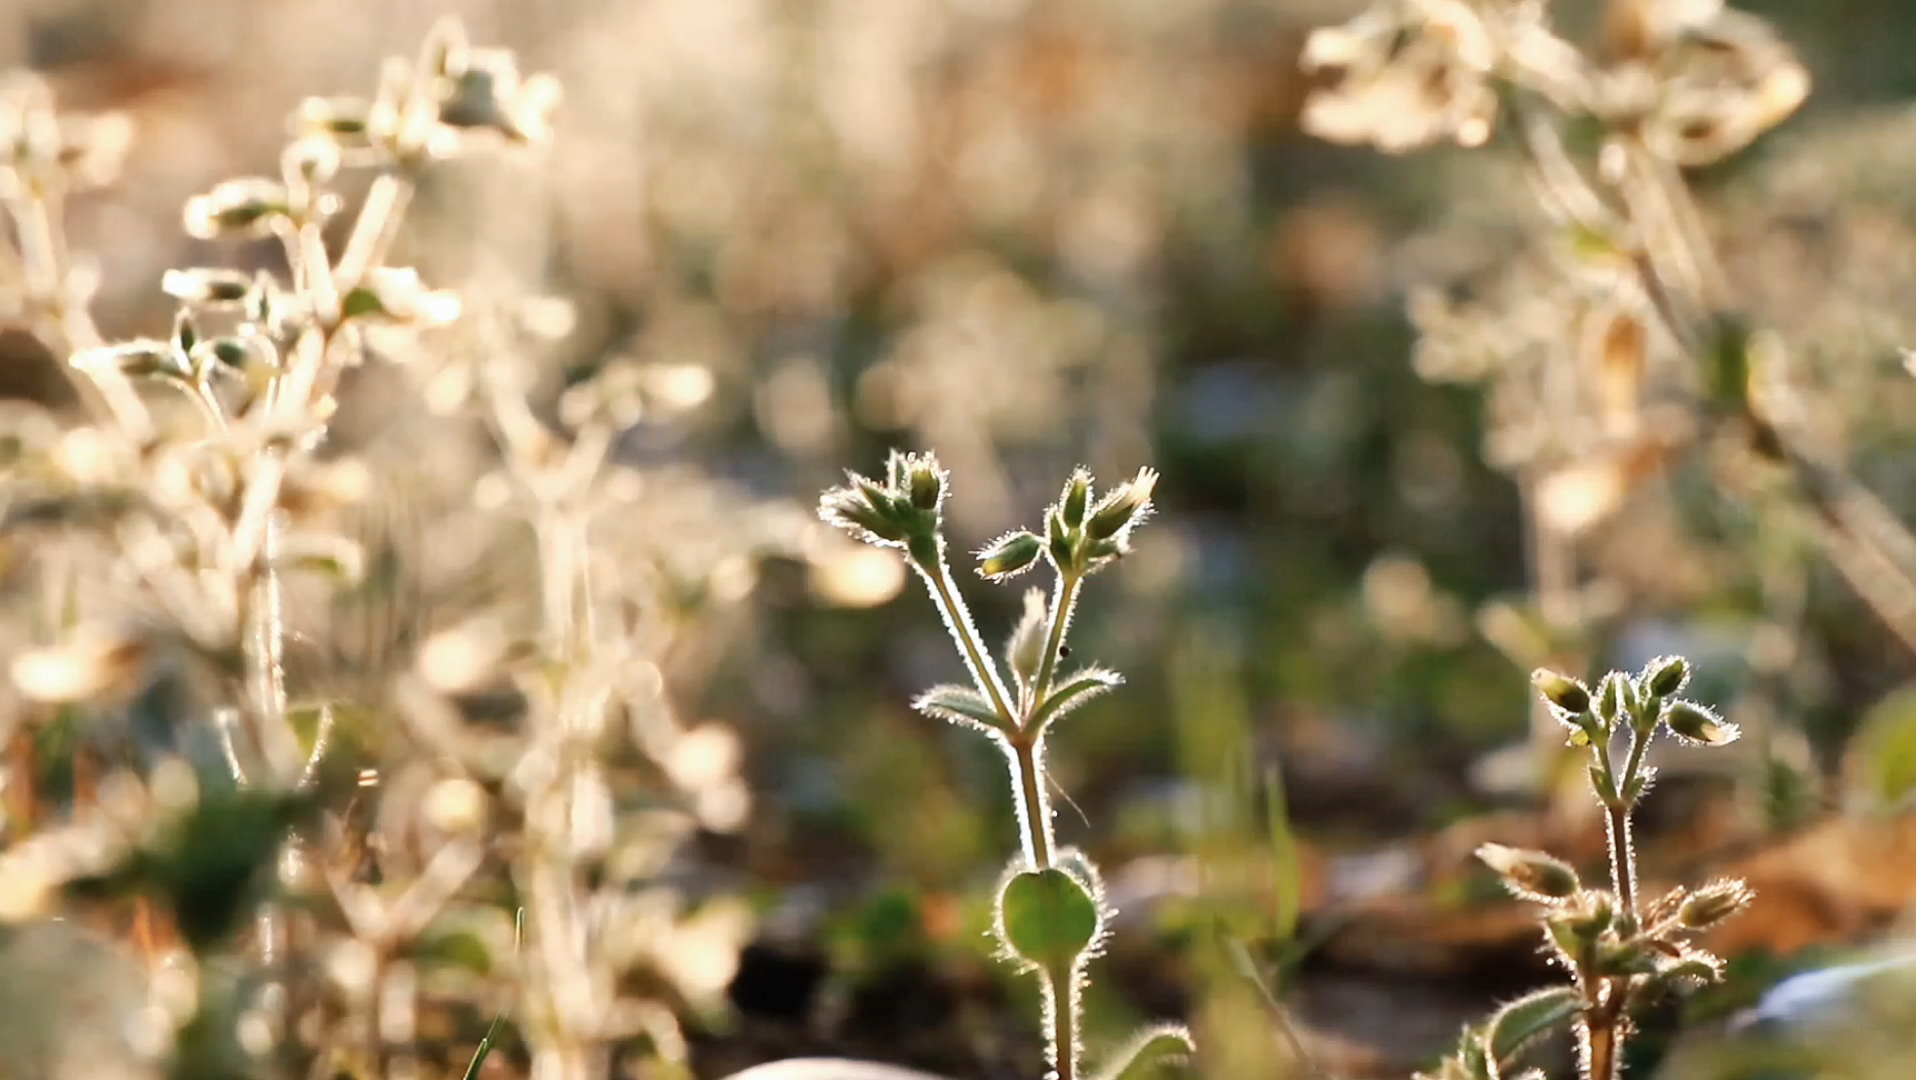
top-left (760, 451), bottom-right (1192, 1080)
top-left (1421, 656), bottom-right (1750, 1080)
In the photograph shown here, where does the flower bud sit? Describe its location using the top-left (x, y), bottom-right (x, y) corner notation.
top-left (1662, 701), bottom-right (1740, 747)
top-left (1531, 668), bottom-right (1591, 716)
top-left (1476, 843), bottom-right (1581, 903)
top-left (818, 486), bottom-right (908, 546)
top-left (1086, 466), bottom-right (1158, 541)
top-left (162, 268), bottom-right (257, 307)
top-left (69, 339), bottom-right (187, 381)
top-left (1678, 879), bottom-right (1754, 930)
top-left (183, 177), bottom-right (289, 240)
top-left (894, 451), bottom-right (944, 511)
top-left (1046, 508), bottom-right (1075, 569)
top-left (1059, 470), bottom-right (1091, 529)
top-left (1593, 671), bottom-right (1631, 729)
top-left (1642, 655), bottom-right (1691, 699)
top-left (294, 96), bottom-right (375, 147)
top-left (978, 531), bottom-right (1043, 581)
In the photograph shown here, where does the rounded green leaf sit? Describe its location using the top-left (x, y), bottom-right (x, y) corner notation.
top-left (997, 867), bottom-right (1101, 971)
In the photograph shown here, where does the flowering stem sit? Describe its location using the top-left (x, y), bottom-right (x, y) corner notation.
top-left (336, 171), bottom-right (418, 290)
top-left (1047, 968), bottom-right (1080, 1080)
top-left (1028, 571), bottom-right (1080, 719)
top-left (913, 550), bottom-right (1017, 726)
top-left (1007, 733), bottom-right (1055, 869)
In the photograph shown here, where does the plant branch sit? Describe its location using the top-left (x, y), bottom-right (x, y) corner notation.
top-left (914, 549), bottom-right (1018, 726)
top-left (1028, 571), bottom-right (1081, 721)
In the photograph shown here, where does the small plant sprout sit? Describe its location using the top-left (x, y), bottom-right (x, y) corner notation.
top-left (817, 452), bottom-right (1188, 1080)
top-left (1420, 656), bottom-right (1752, 1080)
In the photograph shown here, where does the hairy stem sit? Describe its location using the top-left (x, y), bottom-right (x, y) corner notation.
top-left (336, 172), bottom-right (418, 291)
top-left (1582, 1006), bottom-right (1623, 1080)
top-left (1008, 733), bottom-right (1055, 869)
top-left (1028, 571), bottom-right (1080, 720)
top-left (521, 507), bottom-right (608, 1080)
top-left (1047, 968), bottom-right (1080, 1080)
top-left (914, 549), bottom-right (1018, 725)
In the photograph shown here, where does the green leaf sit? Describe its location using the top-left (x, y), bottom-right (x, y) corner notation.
top-left (996, 866), bottom-right (1102, 973)
top-left (1265, 765), bottom-right (1301, 943)
top-left (1029, 666), bottom-right (1123, 731)
top-left (1845, 683), bottom-right (1916, 812)
top-left (67, 783), bottom-right (313, 951)
top-left (1485, 986), bottom-right (1580, 1072)
top-left (341, 286), bottom-right (387, 320)
top-left (911, 684), bottom-right (1005, 734)
top-left (412, 926), bottom-right (494, 976)
top-left (1703, 313), bottom-right (1754, 415)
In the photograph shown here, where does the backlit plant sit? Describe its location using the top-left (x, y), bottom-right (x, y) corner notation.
top-left (1420, 656), bottom-right (1751, 1080)
top-left (789, 451), bottom-right (1191, 1080)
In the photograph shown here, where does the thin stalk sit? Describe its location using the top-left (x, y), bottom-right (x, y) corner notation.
top-left (1009, 734), bottom-right (1055, 869)
top-left (522, 507), bottom-right (607, 1080)
top-left (241, 541), bottom-right (302, 786)
top-left (336, 172), bottom-right (417, 290)
top-left (1027, 571), bottom-right (1081, 719)
top-left (914, 550), bottom-right (1017, 725)
top-left (1605, 806), bottom-right (1637, 919)
top-left (1048, 968), bottom-right (1080, 1080)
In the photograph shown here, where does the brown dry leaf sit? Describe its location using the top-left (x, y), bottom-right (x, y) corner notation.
top-left (1700, 814), bottom-right (1916, 957)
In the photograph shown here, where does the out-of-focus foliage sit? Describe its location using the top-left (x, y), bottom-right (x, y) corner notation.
top-left (4, 0), bottom-right (1916, 1078)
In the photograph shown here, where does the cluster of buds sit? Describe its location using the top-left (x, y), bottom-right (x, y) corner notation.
top-left (1420, 656), bottom-right (1750, 1080)
top-left (293, 18), bottom-right (560, 167)
top-left (1300, 0), bottom-right (1808, 166)
top-left (817, 449), bottom-right (950, 564)
top-left (1535, 654), bottom-right (1740, 766)
top-left (977, 466), bottom-right (1159, 583)
top-left (0, 71), bottom-right (133, 199)
top-left (813, 454), bottom-right (1188, 1080)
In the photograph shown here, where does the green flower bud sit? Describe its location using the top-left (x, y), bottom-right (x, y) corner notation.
top-left (1085, 467), bottom-right (1158, 541)
top-left (978, 531), bottom-right (1043, 581)
top-left (1476, 843), bottom-right (1581, 903)
top-left (1677, 879), bottom-right (1754, 930)
top-left (1046, 508), bottom-right (1074, 569)
top-left (1593, 671), bottom-right (1631, 729)
top-left (900, 453), bottom-right (944, 511)
top-left (161, 268), bottom-right (258, 307)
top-left (1642, 655), bottom-right (1692, 699)
top-left (1662, 700), bottom-right (1740, 747)
top-left (182, 177), bottom-right (290, 240)
top-left (1059, 469), bottom-right (1091, 529)
top-left (69, 339), bottom-right (188, 382)
top-left (818, 480), bottom-right (909, 547)
top-left (1531, 668), bottom-right (1591, 716)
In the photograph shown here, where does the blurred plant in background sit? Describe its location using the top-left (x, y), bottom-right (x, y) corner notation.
top-left (9, 0), bottom-right (1916, 1077)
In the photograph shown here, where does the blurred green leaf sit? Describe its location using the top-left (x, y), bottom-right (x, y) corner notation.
top-left (1845, 684), bottom-right (1916, 811)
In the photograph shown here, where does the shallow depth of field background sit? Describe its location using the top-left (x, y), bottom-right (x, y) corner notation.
top-left (9, 0), bottom-right (1916, 1077)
